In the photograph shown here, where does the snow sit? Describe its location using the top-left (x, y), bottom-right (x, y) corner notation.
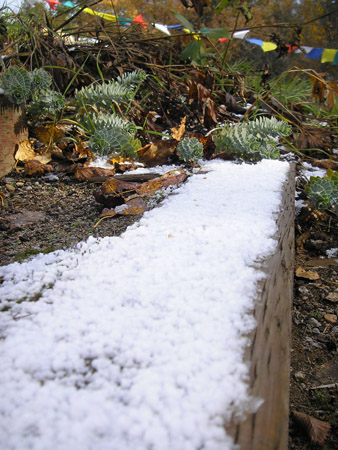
top-left (0, 159), bottom-right (290, 450)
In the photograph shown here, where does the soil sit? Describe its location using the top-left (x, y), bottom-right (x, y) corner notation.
top-left (1, 165), bottom-right (338, 449)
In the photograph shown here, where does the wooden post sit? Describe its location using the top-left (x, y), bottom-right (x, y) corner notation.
top-left (0, 94), bottom-right (27, 178)
top-left (226, 164), bottom-right (295, 449)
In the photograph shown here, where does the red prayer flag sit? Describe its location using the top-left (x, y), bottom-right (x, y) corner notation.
top-left (44, 0), bottom-right (61, 9)
top-left (286, 44), bottom-right (298, 53)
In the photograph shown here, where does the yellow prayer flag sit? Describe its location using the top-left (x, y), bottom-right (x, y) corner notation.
top-left (261, 41), bottom-right (277, 52)
top-left (183, 28), bottom-right (200, 40)
top-left (82, 7), bottom-right (117, 22)
top-left (321, 49), bottom-right (337, 63)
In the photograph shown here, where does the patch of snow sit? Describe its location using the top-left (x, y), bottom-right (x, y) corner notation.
top-left (326, 248), bottom-right (338, 258)
top-left (0, 159), bottom-right (290, 450)
top-left (301, 161), bottom-right (327, 179)
top-left (295, 199), bottom-right (306, 215)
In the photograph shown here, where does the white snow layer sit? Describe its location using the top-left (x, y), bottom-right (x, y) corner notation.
top-left (0, 159), bottom-right (290, 450)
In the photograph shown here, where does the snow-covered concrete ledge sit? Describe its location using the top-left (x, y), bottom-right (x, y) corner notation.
top-left (0, 159), bottom-right (294, 450)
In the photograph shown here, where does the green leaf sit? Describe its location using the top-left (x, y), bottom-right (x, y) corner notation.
top-left (306, 177), bottom-right (338, 214)
top-left (180, 40), bottom-right (201, 61)
top-left (177, 137), bottom-right (203, 162)
top-left (200, 28), bottom-right (230, 39)
top-left (214, 0), bottom-right (229, 15)
top-left (171, 12), bottom-right (195, 32)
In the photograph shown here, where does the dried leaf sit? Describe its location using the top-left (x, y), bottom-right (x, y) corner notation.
top-left (135, 169), bottom-right (188, 196)
top-left (74, 141), bottom-right (92, 159)
top-left (8, 209), bottom-right (46, 231)
top-left (202, 97), bottom-right (217, 127)
top-left (116, 197), bottom-right (148, 215)
top-left (24, 160), bottom-right (54, 176)
top-left (310, 159), bottom-right (338, 171)
top-left (295, 266), bottom-right (320, 280)
top-left (311, 77), bottom-right (326, 103)
top-left (137, 139), bottom-right (177, 167)
top-left (74, 167), bottom-right (116, 182)
top-left (292, 411), bottom-right (331, 444)
top-left (171, 116), bottom-right (187, 141)
top-left (101, 178), bottom-right (138, 195)
top-left (15, 140), bottom-right (36, 162)
top-left (296, 230), bottom-right (311, 250)
top-left (35, 125), bottom-right (64, 145)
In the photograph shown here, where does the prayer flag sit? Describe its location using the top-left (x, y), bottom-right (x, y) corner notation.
top-left (262, 41), bottom-right (277, 52)
top-left (306, 48), bottom-right (324, 59)
top-left (334, 52), bottom-right (338, 65)
top-left (232, 30), bottom-right (250, 39)
top-left (153, 23), bottom-right (171, 35)
top-left (246, 38), bottom-right (263, 46)
top-left (321, 49), bottom-right (337, 63)
top-left (82, 8), bottom-right (117, 21)
top-left (44, 0), bottom-right (61, 10)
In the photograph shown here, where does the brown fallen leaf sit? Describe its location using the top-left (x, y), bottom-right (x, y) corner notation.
top-left (295, 266), bottom-right (320, 280)
top-left (94, 197), bottom-right (148, 227)
top-left (310, 159), bottom-right (338, 171)
top-left (292, 411), bottom-right (331, 445)
top-left (135, 169), bottom-right (188, 197)
top-left (74, 141), bottom-right (92, 159)
top-left (24, 160), bottom-right (54, 176)
top-left (94, 178), bottom-right (139, 208)
top-left (15, 140), bottom-right (37, 163)
top-left (116, 196), bottom-right (148, 215)
top-left (8, 209), bottom-right (46, 231)
top-left (101, 178), bottom-right (139, 195)
top-left (296, 230), bottom-right (311, 250)
top-left (137, 139), bottom-right (177, 167)
top-left (171, 116), bottom-right (187, 141)
top-left (35, 125), bottom-right (64, 145)
top-left (74, 167), bottom-right (116, 182)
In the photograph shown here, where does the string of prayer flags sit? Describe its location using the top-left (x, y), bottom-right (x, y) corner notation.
top-left (40, 0), bottom-right (338, 64)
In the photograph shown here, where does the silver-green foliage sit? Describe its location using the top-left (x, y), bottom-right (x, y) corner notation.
top-left (305, 170), bottom-right (338, 215)
top-left (75, 70), bottom-right (147, 109)
top-left (89, 127), bottom-right (141, 158)
top-left (0, 66), bottom-right (31, 104)
top-left (213, 117), bottom-right (292, 162)
top-left (30, 68), bottom-right (52, 94)
top-left (80, 112), bottom-right (137, 135)
top-left (116, 70), bottom-right (147, 88)
top-left (176, 137), bottom-right (203, 162)
top-left (28, 91), bottom-right (66, 118)
top-left (0, 66), bottom-right (64, 118)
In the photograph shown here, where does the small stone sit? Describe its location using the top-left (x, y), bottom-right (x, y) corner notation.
top-left (309, 317), bottom-right (321, 328)
top-left (16, 182), bottom-right (24, 187)
top-left (294, 371), bottom-right (306, 381)
top-left (312, 327), bottom-right (320, 334)
top-left (5, 183), bottom-right (15, 193)
top-left (298, 285), bottom-right (310, 296)
top-left (326, 292), bottom-right (338, 303)
top-left (332, 326), bottom-right (338, 336)
top-left (25, 186), bottom-right (32, 191)
top-left (324, 314), bottom-right (337, 324)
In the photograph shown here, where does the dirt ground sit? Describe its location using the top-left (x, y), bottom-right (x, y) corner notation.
top-left (0, 166), bottom-right (337, 449)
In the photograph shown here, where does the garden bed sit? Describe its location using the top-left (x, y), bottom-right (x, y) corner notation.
top-left (0, 159), bottom-right (294, 449)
